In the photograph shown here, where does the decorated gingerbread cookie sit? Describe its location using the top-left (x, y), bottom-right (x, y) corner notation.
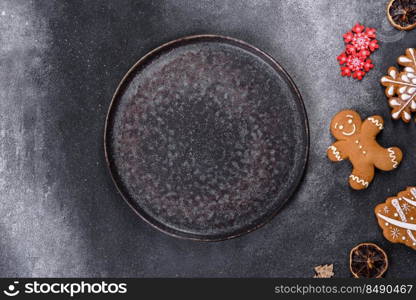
top-left (375, 187), bottom-right (416, 250)
top-left (327, 110), bottom-right (402, 190)
top-left (380, 48), bottom-right (416, 123)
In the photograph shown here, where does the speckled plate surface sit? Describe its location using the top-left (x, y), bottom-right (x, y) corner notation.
top-left (104, 35), bottom-right (309, 241)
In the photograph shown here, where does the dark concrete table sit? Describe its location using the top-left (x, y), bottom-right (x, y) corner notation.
top-left (1, 0), bottom-right (415, 277)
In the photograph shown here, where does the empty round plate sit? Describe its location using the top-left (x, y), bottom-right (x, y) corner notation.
top-left (104, 35), bottom-right (309, 241)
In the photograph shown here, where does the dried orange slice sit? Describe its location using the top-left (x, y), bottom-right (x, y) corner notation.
top-left (350, 243), bottom-right (388, 278)
top-left (387, 0), bottom-right (416, 31)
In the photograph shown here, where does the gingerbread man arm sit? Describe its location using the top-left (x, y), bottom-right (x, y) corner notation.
top-left (361, 115), bottom-right (384, 138)
top-left (327, 141), bottom-right (349, 162)
top-left (374, 146), bottom-right (403, 171)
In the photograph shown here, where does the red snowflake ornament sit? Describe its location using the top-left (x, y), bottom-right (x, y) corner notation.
top-left (352, 32), bottom-right (371, 51)
top-left (338, 23), bottom-right (379, 80)
top-left (346, 54), bottom-right (364, 72)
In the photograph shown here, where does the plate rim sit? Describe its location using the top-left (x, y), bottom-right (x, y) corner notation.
top-left (104, 34), bottom-right (310, 241)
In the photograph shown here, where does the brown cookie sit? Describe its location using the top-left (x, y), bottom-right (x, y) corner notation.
top-left (380, 48), bottom-right (416, 123)
top-left (327, 110), bottom-right (402, 190)
top-left (375, 187), bottom-right (416, 250)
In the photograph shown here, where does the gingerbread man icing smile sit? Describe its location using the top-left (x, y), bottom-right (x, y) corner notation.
top-left (327, 110), bottom-right (403, 190)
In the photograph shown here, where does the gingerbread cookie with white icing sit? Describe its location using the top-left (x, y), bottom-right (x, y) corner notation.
top-left (375, 187), bottom-right (416, 250)
top-left (327, 110), bottom-right (402, 190)
top-left (380, 48), bottom-right (416, 123)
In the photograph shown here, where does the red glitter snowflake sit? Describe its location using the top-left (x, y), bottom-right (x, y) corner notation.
top-left (337, 23), bottom-right (378, 80)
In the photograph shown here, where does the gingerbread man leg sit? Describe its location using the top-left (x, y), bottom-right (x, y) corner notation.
top-left (349, 164), bottom-right (374, 190)
top-left (374, 147), bottom-right (403, 171)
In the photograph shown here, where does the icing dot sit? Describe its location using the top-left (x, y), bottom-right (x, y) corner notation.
top-left (411, 217), bottom-right (414, 221)
top-left (355, 140), bottom-right (359, 144)
top-left (385, 222), bottom-right (389, 226)
top-left (359, 145), bottom-right (362, 149)
top-left (348, 119), bottom-right (353, 124)
top-left (394, 213), bottom-right (398, 217)
top-left (413, 242), bottom-right (416, 246)
top-left (363, 151), bottom-right (366, 154)
top-left (339, 125), bottom-right (344, 130)
top-left (402, 236), bottom-right (406, 240)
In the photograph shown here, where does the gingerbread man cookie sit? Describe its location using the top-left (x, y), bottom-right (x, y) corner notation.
top-left (375, 187), bottom-right (416, 250)
top-left (327, 110), bottom-right (402, 190)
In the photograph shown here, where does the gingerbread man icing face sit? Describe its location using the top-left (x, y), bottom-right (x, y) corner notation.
top-left (327, 110), bottom-right (403, 190)
top-left (330, 110), bottom-right (361, 140)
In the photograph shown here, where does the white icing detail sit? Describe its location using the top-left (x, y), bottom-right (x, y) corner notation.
top-left (402, 196), bottom-right (416, 207)
top-left (385, 222), bottom-right (389, 226)
top-left (401, 74), bottom-right (410, 82)
top-left (393, 199), bottom-right (406, 221)
top-left (348, 119), bottom-right (352, 124)
top-left (402, 236), bottom-right (406, 240)
top-left (389, 69), bottom-right (397, 77)
top-left (359, 145), bottom-right (362, 149)
top-left (387, 86), bottom-right (394, 96)
top-left (367, 117), bottom-right (383, 130)
top-left (411, 188), bottom-right (416, 198)
top-left (406, 232), bottom-right (415, 242)
top-left (355, 140), bottom-right (359, 144)
top-left (391, 227), bottom-right (400, 239)
top-left (392, 111), bottom-right (401, 119)
top-left (392, 198), bottom-right (416, 243)
top-left (346, 115), bottom-right (353, 118)
top-left (362, 151), bottom-right (366, 154)
top-left (389, 98), bottom-right (401, 106)
top-left (411, 100), bottom-right (416, 110)
top-left (381, 77), bottom-right (416, 87)
top-left (377, 213), bottom-right (416, 231)
top-left (339, 125), bottom-right (344, 130)
top-left (405, 66), bottom-right (415, 73)
top-left (399, 86), bottom-right (407, 93)
top-left (342, 124), bottom-right (356, 136)
top-left (401, 203), bottom-right (411, 213)
top-left (401, 93), bottom-right (411, 100)
top-left (394, 213), bottom-right (399, 217)
top-left (328, 146), bottom-right (342, 161)
top-left (399, 56), bottom-right (412, 64)
top-left (349, 175), bottom-right (369, 187)
top-left (408, 87), bottom-right (416, 94)
top-left (404, 111), bottom-right (411, 120)
top-left (388, 148), bottom-right (399, 168)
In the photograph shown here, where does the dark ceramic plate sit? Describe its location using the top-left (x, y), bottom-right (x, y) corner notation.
top-left (104, 35), bottom-right (309, 241)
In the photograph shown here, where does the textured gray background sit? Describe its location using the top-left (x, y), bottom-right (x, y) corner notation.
top-left (0, 0), bottom-right (415, 277)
